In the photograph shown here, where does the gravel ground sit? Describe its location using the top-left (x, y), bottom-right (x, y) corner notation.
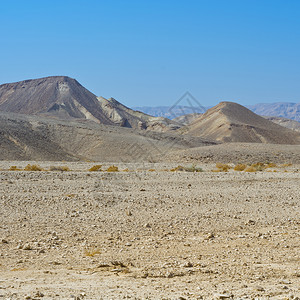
top-left (0, 162), bottom-right (299, 299)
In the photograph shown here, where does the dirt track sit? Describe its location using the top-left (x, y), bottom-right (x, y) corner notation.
top-left (0, 162), bottom-right (299, 299)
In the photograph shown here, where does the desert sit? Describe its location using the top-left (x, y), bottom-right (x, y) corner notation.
top-left (0, 159), bottom-right (300, 299)
top-left (0, 75), bottom-right (300, 299)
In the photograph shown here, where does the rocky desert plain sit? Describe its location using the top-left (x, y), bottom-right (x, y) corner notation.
top-left (0, 77), bottom-right (300, 299)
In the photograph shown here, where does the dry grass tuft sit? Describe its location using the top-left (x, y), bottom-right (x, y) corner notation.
top-left (107, 165), bottom-right (119, 172)
top-left (24, 164), bottom-right (43, 171)
top-left (89, 165), bottom-right (102, 172)
top-left (234, 164), bottom-right (247, 171)
top-left (148, 169), bottom-right (156, 172)
top-left (9, 166), bottom-right (22, 171)
top-left (216, 163), bottom-right (231, 172)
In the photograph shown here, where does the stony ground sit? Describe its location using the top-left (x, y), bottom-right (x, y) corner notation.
top-left (0, 162), bottom-right (299, 299)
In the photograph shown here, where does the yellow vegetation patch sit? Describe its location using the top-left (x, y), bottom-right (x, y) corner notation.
top-left (24, 164), bottom-right (43, 171)
top-left (234, 164), bottom-right (246, 171)
top-left (9, 166), bottom-right (22, 171)
top-left (89, 165), bottom-right (102, 172)
top-left (107, 165), bottom-right (119, 172)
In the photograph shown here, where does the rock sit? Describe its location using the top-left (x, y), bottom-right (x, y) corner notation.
top-left (213, 293), bottom-right (232, 299)
top-left (1, 239), bottom-right (8, 244)
top-left (23, 243), bottom-right (32, 250)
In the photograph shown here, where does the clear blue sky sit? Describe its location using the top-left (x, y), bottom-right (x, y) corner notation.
top-left (1, 0), bottom-right (300, 107)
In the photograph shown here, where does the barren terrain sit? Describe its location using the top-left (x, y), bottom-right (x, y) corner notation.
top-left (0, 162), bottom-right (299, 299)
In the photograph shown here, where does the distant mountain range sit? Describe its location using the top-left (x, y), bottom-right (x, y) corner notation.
top-left (133, 102), bottom-right (300, 121)
top-left (246, 102), bottom-right (300, 121)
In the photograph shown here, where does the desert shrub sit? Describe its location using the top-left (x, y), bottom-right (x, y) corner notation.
top-left (216, 163), bottom-right (231, 172)
top-left (89, 165), bottom-right (102, 172)
top-left (9, 166), bottom-right (22, 171)
top-left (234, 164), bottom-right (246, 171)
top-left (107, 165), bottom-right (119, 172)
top-left (281, 163), bottom-right (292, 167)
top-left (244, 166), bottom-right (257, 172)
top-left (24, 164), bottom-right (43, 171)
top-left (123, 168), bottom-right (129, 172)
top-left (84, 247), bottom-right (101, 257)
top-left (49, 166), bottom-right (70, 172)
top-left (148, 169), bottom-right (156, 172)
top-left (266, 163), bottom-right (277, 168)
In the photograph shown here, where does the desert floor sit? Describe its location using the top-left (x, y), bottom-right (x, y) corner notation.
top-left (0, 162), bottom-right (299, 299)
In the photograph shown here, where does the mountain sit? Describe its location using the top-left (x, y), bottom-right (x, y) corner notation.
top-left (132, 106), bottom-right (206, 119)
top-left (0, 76), bottom-right (180, 131)
top-left (247, 102), bottom-right (300, 121)
top-left (0, 76), bottom-right (114, 124)
top-left (183, 102), bottom-right (300, 144)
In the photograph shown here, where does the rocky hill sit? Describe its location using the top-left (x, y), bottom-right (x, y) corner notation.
top-left (183, 102), bottom-right (300, 144)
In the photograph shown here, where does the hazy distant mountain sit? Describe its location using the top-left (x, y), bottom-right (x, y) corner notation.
top-left (264, 116), bottom-right (300, 132)
top-left (246, 102), bottom-right (300, 121)
top-left (183, 102), bottom-right (300, 144)
top-left (132, 106), bottom-right (207, 119)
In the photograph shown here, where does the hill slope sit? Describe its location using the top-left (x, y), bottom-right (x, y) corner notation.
top-left (184, 102), bottom-right (300, 144)
top-left (0, 112), bottom-right (214, 161)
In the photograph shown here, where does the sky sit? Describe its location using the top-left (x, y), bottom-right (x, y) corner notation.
top-left (1, 0), bottom-right (300, 107)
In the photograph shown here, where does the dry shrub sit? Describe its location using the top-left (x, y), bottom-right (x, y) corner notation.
top-left (266, 163), bottom-right (277, 168)
top-left (123, 168), bottom-right (129, 172)
top-left (9, 166), bottom-right (22, 171)
top-left (24, 164), bottom-right (43, 171)
top-left (234, 164), bottom-right (246, 171)
top-left (107, 165), bottom-right (119, 172)
top-left (216, 163), bottom-right (231, 172)
top-left (84, 247), bottom-right (101, 257)
top-left (281, 163), bottom-right (292, 167)
top-left (49, 166), bottom-right (70, 172)
top-left (148, 169), bottom-right (156, 172)
top-left (89, 165), bottom-right (102, 172)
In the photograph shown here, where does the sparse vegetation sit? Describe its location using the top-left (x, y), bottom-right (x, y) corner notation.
top-left (148, 169), bottom-right (156, 172)
top-left (107, 165), bottom-right (119, 172)
top-left (9, 166), bottom-right (22, 171)
top-left (216, 163), bottom-right (231, 172)
top-left (89, 165), bottom-right (102, 172)
top-left (49, 166), bottom-right (70, 172)
top-left (24, 164), bottom-right (43, 171)
top-left (234, 164), bottom-right (247, 171)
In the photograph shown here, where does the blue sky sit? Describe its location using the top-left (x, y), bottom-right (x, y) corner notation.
top-left (1, 0), bottom-right (300, 107)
